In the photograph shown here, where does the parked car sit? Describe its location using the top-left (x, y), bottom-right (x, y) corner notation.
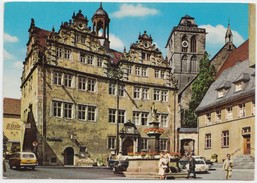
top-left (192, 156), bottom-right (213, 168)
top-left (9, 152), bottom-right (38, 170)
top-left (185, 158), bottom-right (209, 173)
top-left (110, 160), bottom-right (129, 173)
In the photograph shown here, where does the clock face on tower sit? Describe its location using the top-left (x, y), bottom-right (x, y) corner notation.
top-left (182, 40), bottom-right (189, 48)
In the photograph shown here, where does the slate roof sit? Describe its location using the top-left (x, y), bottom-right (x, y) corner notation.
top-left (196, 59), bottom-right (255, 113)
top-left (3, 98), bottom-right (21, 116)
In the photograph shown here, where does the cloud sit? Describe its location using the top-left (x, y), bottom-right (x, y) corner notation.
top-left (199, 24), bottom-right (245, 57)
top-left (111, 4), bottom-right (159, 18)
top-left (109, 33), bottom-right (124, 51)
top-left (4, 33), bottom-right (18, 43)
top-left (3, 71), bottom-right (21, 99)
top-left (3, 49), bottom-right (14, 60)
top-left (199, 24), bottom-right (245, 47)
top-left (14, 61), bottom-right (23, 69)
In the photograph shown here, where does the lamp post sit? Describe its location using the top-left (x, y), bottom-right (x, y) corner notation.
top-left (105, 61), bottom-right (124, 155)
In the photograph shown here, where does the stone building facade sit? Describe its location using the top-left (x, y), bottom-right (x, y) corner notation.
top-left (20, 5), bottom-right (177, 166)
top-left (3, 98), bottom-right (22, 154)
top-left (165, 15), bottom-right (206, 155)
top-left (196, 41), bottom-right (255, 163)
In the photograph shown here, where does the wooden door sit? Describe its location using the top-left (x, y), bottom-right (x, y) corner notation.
top-left (243, 137), bottom-right (251, 154)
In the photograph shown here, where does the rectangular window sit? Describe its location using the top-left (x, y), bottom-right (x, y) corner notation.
top-left (155, 69), bottom-right (159, 78)
top-left (53, 72), bottom-right (62, 85)
top-left (56, 48), bottom-right (62, 58)
top-left (64, 49), bottom-right (71, 59)
top-left (238, 103), bottom-right (246, 118)
top-left (108, 136), bottom-right (116, 149)
top-left (78, 77), bottom-right (87, 91)
top-left (141, 139), bottom-right (148, 150)
top-left (205, 134), bottom-right (211, 149)
top-left (81, 36), bottom-right (85, 43)
top-left (134, 87), bottom-right (141, 99)
top-left (88, 78), bottom-right (96, 92)
top-left (80, 53), bottom-right (86, 63)
top-left (141, 112), bottom-right (148, 126)
top-left (128, 66), bottom-right (132, 74)
top-left (75, 34), bottom-right (79, 42)
top-left (161, 114), bottom-right (168, 127)
top-left (78, 105), bottom-right (86, 120)
top-left (160, 70), bottom-right (165, 79)
top-left (53, 101), bottom-right (62, 117)
top-left (109, 83), bottom-right (116, 95)
top-left (159, 139), bottom-right (168, 151)
top-left (97, 58), bottom-right (103, 67)
top-left (118, 85), bottom-right (125, 97)
top-left (142, 88), bottom-right (149, 100)
top-left (206, 113), bottom-right (211, 125)
top-left (133, 111), bottom-right (140, 125)
top-left (161, 90), bottom-right (168, 102)
top-left (64, 74), bottom-right (72, 87)
top-left (64, 102), bottom-right (72, 119)
top-left (154, 89), bottom-right (161, 101)
top-left (87, 106), bottom-right (96, 121)
top-left (118, 110), bottom-right (125, 124)
top-left (135, 67), bottom-right (141, 76)
top-left (142, 67), bottom-right (147, 77)
top-left (226, 107), bottom-right (233, 120)
top-left (216, 110), bottom-right (221, 123)
top-left (109, 109), bottom-right (116, 123)
top-left (222, 130), bottom-right (229, 147)
top-left (87, 55), bottom-right (93, 65)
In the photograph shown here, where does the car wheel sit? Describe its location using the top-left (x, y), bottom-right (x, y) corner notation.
top-left (32, 166), bottom-right (35, 170)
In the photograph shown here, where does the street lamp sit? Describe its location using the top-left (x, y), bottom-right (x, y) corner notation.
top-left (105, 60), bottom-right (124, 155)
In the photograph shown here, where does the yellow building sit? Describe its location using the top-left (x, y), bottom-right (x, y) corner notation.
top-left (196, 41), bottom-right (255, 165)
top-left (20, 5), bottom-right (177, 166)
top-left (3, 98), bottom-right (22, 154)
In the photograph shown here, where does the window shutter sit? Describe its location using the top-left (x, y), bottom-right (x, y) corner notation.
top-left (221, 132), bottom-right (224, 147)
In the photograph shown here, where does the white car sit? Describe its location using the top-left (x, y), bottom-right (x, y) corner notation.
top-left (186, 158), bottom-right (209, 173)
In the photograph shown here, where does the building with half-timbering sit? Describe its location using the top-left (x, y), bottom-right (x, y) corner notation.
top-left (20, 4), bottom-right (179, 166)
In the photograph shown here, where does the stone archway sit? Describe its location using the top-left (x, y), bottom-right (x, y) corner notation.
top-left (122, 138), bottom-right (133, 155)
top-left (64, 147), bottom-right (74, 165)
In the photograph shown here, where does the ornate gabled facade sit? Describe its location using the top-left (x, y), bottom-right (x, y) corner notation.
top-left (20, 5), bottom-right (177, 166)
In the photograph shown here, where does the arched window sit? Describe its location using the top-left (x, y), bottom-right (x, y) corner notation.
top-left (181, 55), bottom-right (188, 72)
top-left (191, 56), bottom-right (197, 73)
top-left (181, 35), bottom-right (188, 53)
top-left (191, 36), bottom-right (196, 52)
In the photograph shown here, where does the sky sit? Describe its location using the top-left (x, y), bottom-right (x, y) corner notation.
top-left (2, 0), bottom-right (250, 99)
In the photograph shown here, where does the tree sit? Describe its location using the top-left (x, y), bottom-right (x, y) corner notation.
top-left (184, 52), bottom-right (216, 127)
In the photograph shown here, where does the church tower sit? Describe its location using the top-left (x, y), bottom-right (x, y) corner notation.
top-left (166, 15), bottom-right (206, 91)
top-left (92, 3), bottom-right (110, 49)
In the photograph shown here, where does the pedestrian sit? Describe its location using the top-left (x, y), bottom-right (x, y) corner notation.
top-left (3, 156), bottom-right (6, 173)
top-left (158, 152), bottom-right (168, 180)
top-left (223, 154), bottom-right (233, 180)
top-left (186, 155), bottom-right (196, 179)
top-left (164, 151), bottom-right (171, 173)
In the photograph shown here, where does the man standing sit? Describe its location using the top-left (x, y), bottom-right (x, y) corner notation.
top-left (223, 154), bottom-right (233, 180)
top-left (186, 155), bottom-right (196, 179)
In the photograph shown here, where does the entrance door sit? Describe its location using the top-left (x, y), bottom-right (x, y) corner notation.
top-left (64, 147), bottom-right (74, 165)
top-left (122, 138), bottom-right (133, 155)
top-left (243, 137), bottom-right (251, 154)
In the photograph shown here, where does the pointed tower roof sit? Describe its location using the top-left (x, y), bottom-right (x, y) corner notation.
top-left (225, 21), bottom-right (233, 43)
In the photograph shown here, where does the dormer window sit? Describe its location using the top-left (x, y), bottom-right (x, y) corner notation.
top-left (217, 89), bottom-right (224, 98)
top-left (205, 113), bottom-right (211, 125)
top-left (216, 81), bottom-right (231, 99)
top-left (235, 81), bottom-right (242, 92)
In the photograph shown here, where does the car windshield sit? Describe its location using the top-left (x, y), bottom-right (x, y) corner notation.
top-left (22, 154), bottom-right (35, 158)
top-left (195, 160), bottom-right (205, 164)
